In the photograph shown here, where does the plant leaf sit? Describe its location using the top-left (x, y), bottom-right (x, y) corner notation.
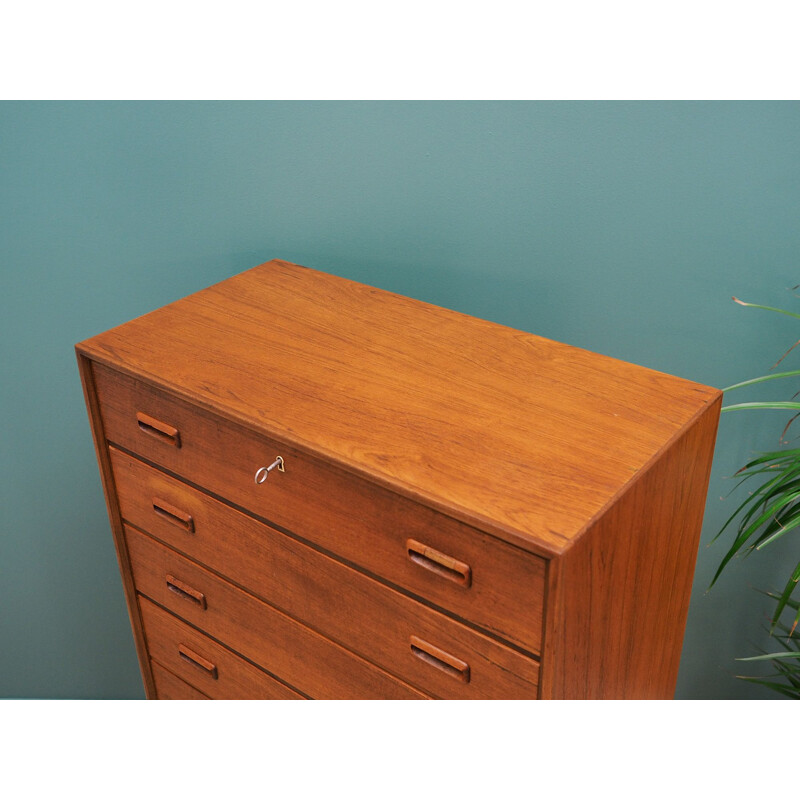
top-left (732, 298), bottom-right (800, 321)
top-left (723, 369), bottom-right (800, 393)
top-left (759, 589), bottom-right (800, 612)
top-left (713, 489), bottom-right (800, 580)
top-left (722, 402), bottom-right (800, 413)
top-left (754, 510), bottom-right (800, 549)
top-left (770, 564), bottom-right (800, 633)
top-left (736, 651), bottom-right (800, 662)
top-left (734, 676), bottom-right (800, 698)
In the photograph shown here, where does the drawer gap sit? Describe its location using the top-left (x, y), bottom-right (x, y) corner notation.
top-left (138, 593), bottom-right (315, 698)
top-left (123, 509), bottom-right (542, 664)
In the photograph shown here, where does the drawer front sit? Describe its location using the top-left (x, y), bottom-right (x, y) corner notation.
top-left (94, 362), bottom-right (546, 655)
top-left (127, 525), bottom-right (427, 700)
top-left (113, 450), bottom-right (539, 699)
top-left (150, 661), bottom-right (209, 699)
top-left (139, 597), bottom-right (303, 700)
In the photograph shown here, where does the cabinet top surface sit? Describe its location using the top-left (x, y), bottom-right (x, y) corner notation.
top-left (78, 260), bottom-right (720, 554)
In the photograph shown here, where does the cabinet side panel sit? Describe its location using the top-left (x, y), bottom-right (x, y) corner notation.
top-left (76, 350), bottom-right (156, 699)
top-left (540, 394), bottom-right (721, 699)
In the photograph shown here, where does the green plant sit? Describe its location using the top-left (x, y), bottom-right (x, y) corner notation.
top-left (712, 295), bottom-right (800, 698)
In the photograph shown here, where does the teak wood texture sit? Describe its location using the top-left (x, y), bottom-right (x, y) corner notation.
top-left (76, 259), bottom-right (721, 699)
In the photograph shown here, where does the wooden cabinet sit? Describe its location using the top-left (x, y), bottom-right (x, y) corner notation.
top-left (76, 259), bottom-right (721, 699)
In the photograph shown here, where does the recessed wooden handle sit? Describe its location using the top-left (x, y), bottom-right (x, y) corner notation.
top-left (166, 574), bottom-right (207, 609)
top-left (407, 539), bottom-right (472, 587)
top-left (152, 497), bottom-right (194, 533)
top-left (410, 635), bottom-right (470, 683)
top-left (178, 644), bottom-right (218, 679)
top-left (136, 411), bottom-right (181, 448)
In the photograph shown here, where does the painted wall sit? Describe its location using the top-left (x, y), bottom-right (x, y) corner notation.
top-left (2, 101), bottom-right (798, 698)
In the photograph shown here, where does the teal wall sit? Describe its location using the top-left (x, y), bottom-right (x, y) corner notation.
top-left (2, 101), bottom-right (798, 699)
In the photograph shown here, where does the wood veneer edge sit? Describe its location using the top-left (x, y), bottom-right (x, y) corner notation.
top-left (75, 261), bottom-right (721, 559)
top-left (538, 392), bottom-right (722, 699)
top-left (559, 387), bottom-right (724, 559)
top-left (76, 350), bottom-right (157, 699)
top-left (537, 556), bottom-right (557, 700)
top-left (74, 344), bottom-right (569, 558)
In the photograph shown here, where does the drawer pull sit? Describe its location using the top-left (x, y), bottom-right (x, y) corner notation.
top-left (152, 497), bottom-right (195, 533)
top-left (166, 574), bottom-right (207, 609)
top-left (178, 644), bottom-right (218, 679)
top-left (254, 456), bottom-right (285, 484)
top-left (410, 636), bottom-right (470, 683)
top-left (407, 539), bottom-right (472, 588)
top-left (136, 412), bottom-right (181, 448)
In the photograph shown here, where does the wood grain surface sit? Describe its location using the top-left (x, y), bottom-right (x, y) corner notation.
top-left (111, 449), bottom-right (539, 699)
top-left (539, 393), bottom-right (722, 698)
top-left (76, 353), bottom-right (157, 698)
top-left (77, 259), bottom-right (720, 554)
top-left (139, 597), bottom-right (303, 700)
top-left (150, 661), bottom-right (210, 700)
top-left (100, 394), bottom-right (546, 654)
top-left (77, 260), bottom-right (722, 700)
top-left (126, 525), bottom-right (428, 700)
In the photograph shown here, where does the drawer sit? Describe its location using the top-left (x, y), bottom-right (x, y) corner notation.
top-left (113, 449), bottom-right (539, 699)
top-left (94, 362), bottom-right (546, 654)
top-left (139, 597), bottom-right (303, 700)
top-left (150, 661), bottom-right (209, 699)
top-left (127, 525), bottom-right (427, 700)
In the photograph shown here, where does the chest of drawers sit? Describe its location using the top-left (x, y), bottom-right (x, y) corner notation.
top-left (76, 259), bottom-right (721, 699)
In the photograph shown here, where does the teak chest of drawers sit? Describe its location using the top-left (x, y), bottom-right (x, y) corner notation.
top-left (76, 259), bottom-right (721, 699)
